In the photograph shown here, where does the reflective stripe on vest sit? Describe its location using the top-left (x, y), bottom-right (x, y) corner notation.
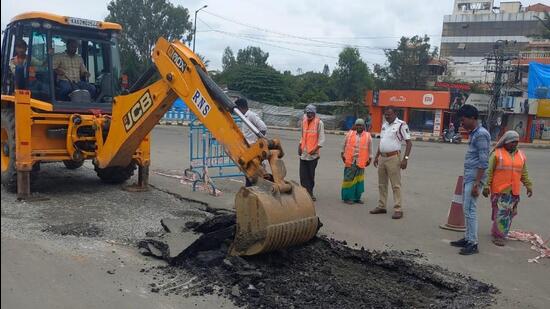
top-left (492, 148), bottom-right (525, 195)
top-left (344, 131), bottom-right (371, 168)
top-left (301, 116), bottom-right (320, 154)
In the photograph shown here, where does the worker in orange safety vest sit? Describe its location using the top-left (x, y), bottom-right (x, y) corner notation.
top-left (483, 130), bottom-right (533, 247)
top-left (340, 118), bottom-right (373, 205)
top-left (298, 104), bottom-right (325, 201)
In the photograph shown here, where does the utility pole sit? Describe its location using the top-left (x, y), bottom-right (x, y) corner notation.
top-left (193, 5), bottom-right (208, 52)
top-left (484, 40), bottom-right (518, 140)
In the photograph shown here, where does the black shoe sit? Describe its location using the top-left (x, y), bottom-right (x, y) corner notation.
top-left (369, 207), bottom-right (387, 214)
top-left (459, 243), bottom-right (479, 255)
top-left (450, 238), bottom-right (468, 247)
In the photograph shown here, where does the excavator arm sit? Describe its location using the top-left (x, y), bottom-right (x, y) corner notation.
top-left (95, 37), bottom-right (319, 256)
top-left (96, 38), bottom-right (267, 182)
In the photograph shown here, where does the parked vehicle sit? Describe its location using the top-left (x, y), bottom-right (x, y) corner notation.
top-left (441, 129), bottom-right (462, 144)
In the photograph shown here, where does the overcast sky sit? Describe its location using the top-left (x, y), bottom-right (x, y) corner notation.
top-left (2, 0), bottom-right (547, 73)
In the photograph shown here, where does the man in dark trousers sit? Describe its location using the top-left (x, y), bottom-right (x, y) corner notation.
top-left (298, 104), bottom-right (325, 201)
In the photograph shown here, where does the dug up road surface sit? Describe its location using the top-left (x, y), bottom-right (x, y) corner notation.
top-left (2, 160), bottom-right (497, 309)
top-left (2, 126), bottom-right (548, 308)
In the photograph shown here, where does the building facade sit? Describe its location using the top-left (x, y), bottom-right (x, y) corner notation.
top-left (366, 90), bottom-right (450, 138)
top-left (440, 1), bottom-right (548, 83)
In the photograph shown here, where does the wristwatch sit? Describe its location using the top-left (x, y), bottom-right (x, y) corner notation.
top-left (404, 156), bottom-right (409, 160)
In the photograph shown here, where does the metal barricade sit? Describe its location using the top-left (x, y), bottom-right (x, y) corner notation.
top-left (161, 106), bottom-right (194, 124)
top-left (184, 116), bottom-right (244, 193)
top-left (160, 102), bottom-right (244, 193)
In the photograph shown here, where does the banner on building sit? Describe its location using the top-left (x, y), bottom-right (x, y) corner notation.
top-left (528, 63), bottom-right (550, 99)
top-left (533, 119), bottom-right (550, 140)
top-left (537, 99), bottom-right (550, 117)
top-left (435, 82), bottom-right (471, 91)
top-left (501, 96), bottom-right (538, 115)
top-left (505, 114), bottom-right (528, 141)
top-left (378, 90), bottom-right (450, 109)
top-left (464, 93), bottom-right (490, 112)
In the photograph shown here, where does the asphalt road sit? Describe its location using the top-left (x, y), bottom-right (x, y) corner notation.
top-left (2, 125), bottom-right (549, 309)
top-left (149, 125), bottom-right (550, 308)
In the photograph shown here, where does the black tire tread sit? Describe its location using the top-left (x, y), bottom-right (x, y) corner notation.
top-left (94, 162), bottom-right (136, 184)
top-left (1, 107), bottom-right (17, 192)
top-left (63, 160), bottom-right (84, 170)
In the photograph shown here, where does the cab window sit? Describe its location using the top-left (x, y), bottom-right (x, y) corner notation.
top-left (28, 30), bottom-right (51, 100)
top-left (2, 29), bottom-right (30, 94)
top-left (86, 41), bottom-right (105, 83)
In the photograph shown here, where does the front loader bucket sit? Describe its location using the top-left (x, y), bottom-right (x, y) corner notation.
top-left (230, 181), bottom-right (319, 256)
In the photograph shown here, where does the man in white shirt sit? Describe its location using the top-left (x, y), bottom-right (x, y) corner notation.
top-left (371, 106), bottom-right (413, 219)
top-left (235, 98), bottom-right (267, 186)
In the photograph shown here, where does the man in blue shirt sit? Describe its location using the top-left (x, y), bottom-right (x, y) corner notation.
top-left (451, 105), bottom-right (490, 255)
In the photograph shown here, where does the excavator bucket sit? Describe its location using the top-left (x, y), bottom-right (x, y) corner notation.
top-left (229, 148), bottom-right (319, 256)
top-left (230, 181), bottom-right (319, 256)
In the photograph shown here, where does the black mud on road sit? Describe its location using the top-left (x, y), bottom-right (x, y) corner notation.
top-left (148, 236), bottom-right (498, 309)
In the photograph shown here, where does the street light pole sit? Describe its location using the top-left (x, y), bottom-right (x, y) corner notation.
top-left (193, 4), bottom-right (208, 52)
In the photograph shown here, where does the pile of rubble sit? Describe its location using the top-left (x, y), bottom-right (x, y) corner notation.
top-left (139, 213), bottom-right (498, 308)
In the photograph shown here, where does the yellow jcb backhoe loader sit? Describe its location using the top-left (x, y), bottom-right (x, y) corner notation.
top-left (0, 12), bottom-right (319, 256)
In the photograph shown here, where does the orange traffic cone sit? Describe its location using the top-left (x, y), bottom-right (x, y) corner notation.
top-left (439, 176), bottom-right (466, 232)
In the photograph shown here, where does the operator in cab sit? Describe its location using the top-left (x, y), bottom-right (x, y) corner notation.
top-left (9, 39), bottom-right (42, 89)
top-left (52, 38), bottom-right (96, 100)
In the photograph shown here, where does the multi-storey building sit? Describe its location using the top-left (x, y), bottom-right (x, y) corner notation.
top-left (440, 1), bottom-right (549, 82)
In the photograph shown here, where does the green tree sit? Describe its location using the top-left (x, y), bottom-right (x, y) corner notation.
top-left (236, 46), bottom-right (269, 66)
top-left (373, 63), bottom-right (391, 89)
top-left (197, 53), bottom-right (210, 68)
top-left (221, 47), bottom-right (236, 70)
top-left (295, 71), bottom-right (334, 103)
top-left (105, 0), bottom-right (193, 82)
top-left (381, 35), bottom-right (438, 89)
top-left (215, 46), bottom-right (295, 104)
top-left (322, 64), bottom-right (330, 76)
top-left (534, 12), bottom-right (550, 39)
top-left (332, 47), bottom-right (373, 103)
top-left (281, 70), bottom-right (299, 103)
top-left (222, 65), bottom-right (288, 104)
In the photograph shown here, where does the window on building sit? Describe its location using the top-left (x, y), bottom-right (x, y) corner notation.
top-left (458, 3), bottom-right (469, 11)
top-left (457, 43), bottom-right (466, 49)
top-left (409, 110), bottom-right (435, 133)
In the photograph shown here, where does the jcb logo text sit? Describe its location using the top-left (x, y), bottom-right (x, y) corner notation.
top-left (123, 91), bottom-right (153, 132)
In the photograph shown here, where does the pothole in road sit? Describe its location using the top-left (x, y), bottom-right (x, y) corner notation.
top-left (140, 214), bottom-right (499, 309)
top-left (43, 222), bottom-right (103, 238)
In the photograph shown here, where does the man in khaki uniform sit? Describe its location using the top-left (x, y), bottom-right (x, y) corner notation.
top-left (371, 106), bottom-right (413, 219)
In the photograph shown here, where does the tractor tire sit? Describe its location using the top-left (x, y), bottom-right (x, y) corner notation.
top-left (1, 107), bottom-right (17, 192)
top-left (94, 162), bottom-right (136, 184)
top-left (63, 160), bottom-right (84, 170)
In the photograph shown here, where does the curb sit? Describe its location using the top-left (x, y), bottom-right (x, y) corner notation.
top-left (157, 123), bottom-right (550, 149)
top-left (267, 126), bottom-right (550, 149)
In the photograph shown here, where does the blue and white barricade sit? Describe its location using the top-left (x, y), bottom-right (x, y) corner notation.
top-left (184, 117), bottom-right (244, 194)
top-left (161, 106), bottom-right (194, 125)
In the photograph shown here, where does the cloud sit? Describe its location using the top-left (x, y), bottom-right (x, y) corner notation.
top-left (2, 0), bottom-right (545, 73)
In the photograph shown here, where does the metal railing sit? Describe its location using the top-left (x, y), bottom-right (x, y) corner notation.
top-left (519, 51), bottom-right (550, 59)
top-left (161, 107), bottom-right (194, 124)
top-left (161, 105), bottom-right (243, 193)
